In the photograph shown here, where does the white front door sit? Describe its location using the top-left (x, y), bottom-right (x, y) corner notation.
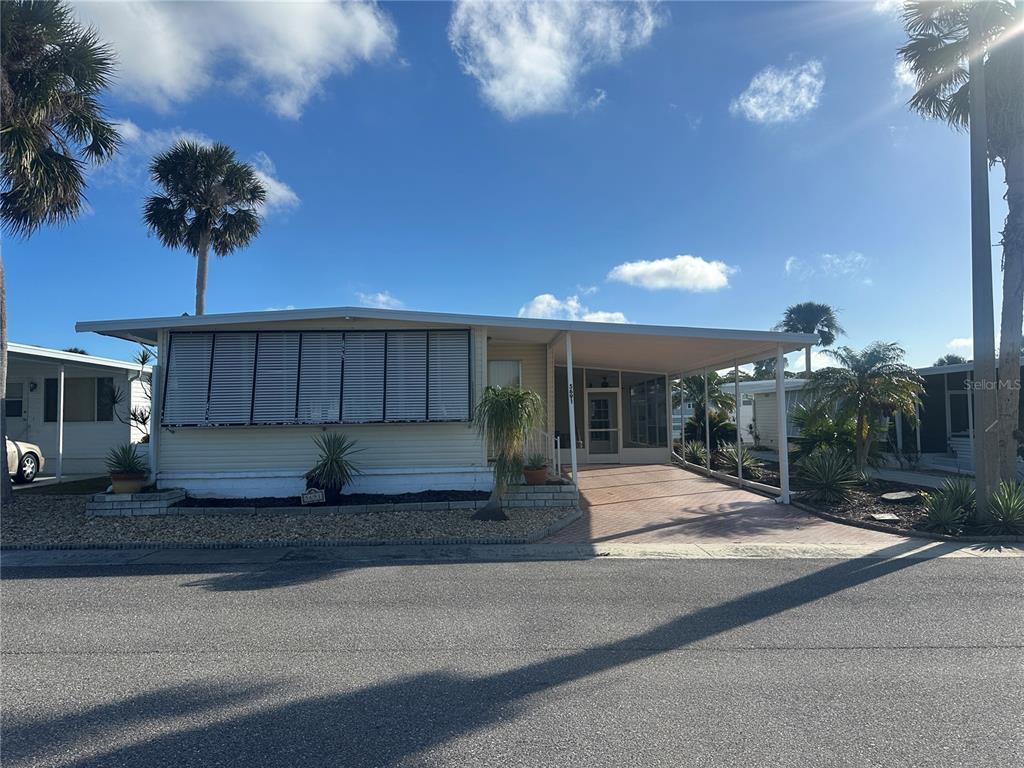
top-left (586, 391), bottom-right (619, 462)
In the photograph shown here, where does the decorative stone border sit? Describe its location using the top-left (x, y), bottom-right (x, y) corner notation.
top-left (87, 489), bottom-right (186, 517)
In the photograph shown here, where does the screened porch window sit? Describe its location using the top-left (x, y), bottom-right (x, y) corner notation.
top-left (161, 329), bottom-right (471, 427)
top-left (43, 377), bottom-right (115, 422)
top-left (622, 373), bottom-right (668, 448)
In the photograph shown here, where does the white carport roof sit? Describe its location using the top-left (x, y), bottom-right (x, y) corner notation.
top-left (8, 342), bottom-right (151, 373)
top-left (76, 306), bottom-right (816, 376)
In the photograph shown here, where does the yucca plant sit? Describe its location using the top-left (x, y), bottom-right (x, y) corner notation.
top-left (683, 440), bottom-right (708, 467)
top-left (984, 481), bottom-right (1024, 535)
top-left (305, 433), bottom-right (362, 503)
top-left (104, 443), bottom-right (148, 476)
top-left (474, 385), bottom-right (544, 520)
top-left (716, 445), bottom-right (763, 479)
top-left (796, 446), bottom-right (862, 505)
top-left (937, 477), bottom-right (976, 522)
top-left (920, 492), bottom-right (967, 536)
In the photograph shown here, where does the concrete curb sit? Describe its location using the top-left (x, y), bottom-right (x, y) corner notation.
top-left (0, 507), bottom-right (582, 553)
top-left (792, 501), bottom-right (1024, 544)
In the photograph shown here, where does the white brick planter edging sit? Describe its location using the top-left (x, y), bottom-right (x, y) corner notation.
top-left (86, 484), bottom-right (578, 518)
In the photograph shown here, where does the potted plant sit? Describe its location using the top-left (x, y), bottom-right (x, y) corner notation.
top-left (523, 453), bottom-right (548, 486)
top-left (305, 432), bottom-right (362, 504)
top-left (104, 443), bottom-right (148, 494)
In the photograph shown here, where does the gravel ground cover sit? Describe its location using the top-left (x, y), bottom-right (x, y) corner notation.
top-left (1, 495), bottom-right (576, 548)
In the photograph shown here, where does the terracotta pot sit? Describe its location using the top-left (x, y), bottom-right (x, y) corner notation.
top-left (523, 467), bottom-right (548, 486)
top-left (110, 473), bottom-right (147, 494)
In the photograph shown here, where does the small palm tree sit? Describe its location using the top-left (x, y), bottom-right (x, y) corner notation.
top-left (776, 302), bottom-right (845, 375)
top-left (144, 141), bottom-right (266, 316)
top-left (473, 386), bottom-right (544, 521)
top-left (674, 372), bottom-right (736, 421)
top-left (0, 0), bottom-right (120, 506)
top-left (934, 353), bottom-right (968, 366)
top-left (808, 342), bottom-right (925, 471)
top-left (899, 0), bottom-right (1024, 480)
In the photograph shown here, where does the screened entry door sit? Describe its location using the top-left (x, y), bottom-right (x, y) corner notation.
top-left (587, 391), bottom-right (619, 459)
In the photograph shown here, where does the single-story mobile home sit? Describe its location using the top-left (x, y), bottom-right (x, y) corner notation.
top-left (5, 343), bottom-right (151, 477)
top-left (77, 307), bottom-right (815, 500)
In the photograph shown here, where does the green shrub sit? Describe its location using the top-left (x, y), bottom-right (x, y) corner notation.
top-left (305, 433), bottom-right (362, 502)
top-left (795, 446), bottom-right (861, 505)
top-left (716, 445), bottom-right (763, 479)
top-left (683, 440), bottom-right (708, 466)
top-left (525, 453), bottom-right (547, 470)
top-left (984, 481), bottom-right (1024, 535)
top-left (790, 399), bottom-right (885, 467)
top-left (937, 477), bottom-right (976, 521)
top-left (104, 443), bottom-right (147, 475)
top-left (921, 492), bottom-right (966, 535)
top-left (683, 409), bottom-right (736, 450)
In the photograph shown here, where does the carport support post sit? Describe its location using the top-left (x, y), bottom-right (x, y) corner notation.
top-left (734, 363), bottom-right (742, 482)
top-left (774, 345), bottom-right (790, 503)
top-left (565, 332), bottom-right (578, 484)
top-left (56, 364), bottom-right (65, 483)
top-left (703, 369), bottom-right (711, 470)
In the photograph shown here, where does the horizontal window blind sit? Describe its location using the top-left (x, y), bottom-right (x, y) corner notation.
top-left (385, 332), bottom-right (427, 421)
top-left (297, 332), bottom-right (343, 423)
top-left (206, 333), bottom-right (257, 424)
top-left (163, 334), bottom-right (213, 425)
top-left (161, 329), bottom-right (470, 427)
top-left (253, 332), bottom-right (300, 423)
top-left (429, 331), bottom-right (470, 421)
top-left (342, 332), bottom-right (385, 422)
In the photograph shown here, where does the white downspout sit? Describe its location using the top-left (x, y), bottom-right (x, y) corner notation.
top-left (56, 364), bottom-right (65, 483)
top-left (775, 345), bottom-right (790, 503)
top-left (565, 333), bottom-right (578, 484)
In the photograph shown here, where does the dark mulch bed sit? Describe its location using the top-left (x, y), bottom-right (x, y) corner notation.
top-left (175, 488), bottom-right (492, 509)
top-left (801, 480), bottom-right (931, 531)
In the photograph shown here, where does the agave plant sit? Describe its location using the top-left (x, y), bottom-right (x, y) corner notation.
top-left (473, 385), bottom-right (545, 520)
top-left (305, 433), bottom-right (362, 503)
top-left (984, 481), bottom-right (1024, 535)
top-left (716, 445), bottom-right (763, 480)
top-left (920, 493), bottom-right (967, 536)
top-left (937, 477), bottom-right (977, 522)
top-left (795, 446), bottom-right (862, 505)
top-left (104, 443), bottom-right (148, 476)
top-left (683, 440), bottom-right (708, 467)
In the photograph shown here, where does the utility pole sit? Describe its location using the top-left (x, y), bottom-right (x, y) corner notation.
top-left (968, 1), bottom-right (998, 520)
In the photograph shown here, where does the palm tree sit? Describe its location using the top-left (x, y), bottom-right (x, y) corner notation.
top-left (143, 141), bottom-right (266, 316)
top-left (473, 385), bottom-right (544, 521)
top-left (899, 0), bottom-right (1024, 481)
top-left (0, 0), bottom-right (120, 505)
top-left (673, 372), bottom-right (736, 417)
top-left (934, 353), bottom-right (968, 366)
top-left (808, 342), bottom-right (925, 472)
top-left (776, 302), bottom-right (845, 375)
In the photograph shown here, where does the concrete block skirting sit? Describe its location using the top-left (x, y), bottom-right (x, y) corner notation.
top-left (87, 489), bottom-right (186, 517)
top-left (86, 483), bottom-right (579, 517)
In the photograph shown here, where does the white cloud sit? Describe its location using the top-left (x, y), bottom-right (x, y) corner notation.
top-left (101, 119), bottom-right (297, 215)
top-left (730, 59), bottom-right (825, 124)
top-left (820, 252), bottom-right (868, 277)
top-left (785, 252), bottom-right (871, 284)
top-left (607, 254), bottom-right (736, 293)
top-left (872, 0), bottom-right (905, 15)
top-left (948, 337), bottom-right (973, 352)
top-left (252, 152), bottom-right (300, 213)
top-left (784, 256), bottom-right (801, 276)
top-left (75, 1), bottom-right (397, 119)
top-left (448, 0), bottom-right (661, 119)
top-left (517, 293), bottom-right (628, 323)
top-left (357, 291), bottom-right (404, 309)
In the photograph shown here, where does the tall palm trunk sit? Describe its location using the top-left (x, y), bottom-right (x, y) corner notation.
top-left (0, 253), bottom-right (12, 507)
top-left (996, 143), bottom-right (1024, 480)
top-left (195, 232), bottom-right (210, 316)
top-left (804, 346), bottom-right (812, 376)
top-left (855, 407), bottom-right (868, 472)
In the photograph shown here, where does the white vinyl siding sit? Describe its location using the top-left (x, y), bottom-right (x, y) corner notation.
top-left (253, 333), bottom-right (300, 424)
top-left (297, 332), bottom-right (343, 423)
top-left (342, 332), bottom-right (385, 423)
top-left (163, 334), bottom-right (213, 425)
top-left (206, 333), bottom-right (256, 425)
top-left (385, 332), bottom-right (427, 422)
top-left (429, 331), bottom-right (470, 421)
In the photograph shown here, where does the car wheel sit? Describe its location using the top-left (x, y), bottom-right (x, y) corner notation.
top-left (16, 453), bottom-right (38, 483)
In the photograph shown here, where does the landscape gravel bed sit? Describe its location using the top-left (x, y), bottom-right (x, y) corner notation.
top-left (1, 495), bottom-right (577, 548)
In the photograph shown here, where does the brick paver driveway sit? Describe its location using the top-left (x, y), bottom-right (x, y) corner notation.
top-left (546, 464), bottom-right (903, 545)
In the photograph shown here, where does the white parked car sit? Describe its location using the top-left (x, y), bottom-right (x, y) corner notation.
top-left (6, 438), bottom-right (44, 483)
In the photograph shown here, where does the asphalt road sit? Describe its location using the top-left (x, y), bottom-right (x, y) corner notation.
top-left (2, 553), bottom-right (1022, 768)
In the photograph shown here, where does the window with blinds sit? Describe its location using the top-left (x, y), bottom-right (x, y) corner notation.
top-left (161, 329), bottom-right (470, 427)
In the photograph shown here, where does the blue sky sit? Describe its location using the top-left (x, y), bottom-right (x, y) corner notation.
top-left (5, 1), bottom-right (1009, 369)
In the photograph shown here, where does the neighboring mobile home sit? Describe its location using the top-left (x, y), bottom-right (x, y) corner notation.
top-left (5, 343), bottom-right (151, 477)
top-left (77, 307), bottom-right (815, 499)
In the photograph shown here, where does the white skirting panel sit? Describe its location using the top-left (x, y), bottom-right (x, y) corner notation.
top-left (158, 467), bottom-right (495, 498)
